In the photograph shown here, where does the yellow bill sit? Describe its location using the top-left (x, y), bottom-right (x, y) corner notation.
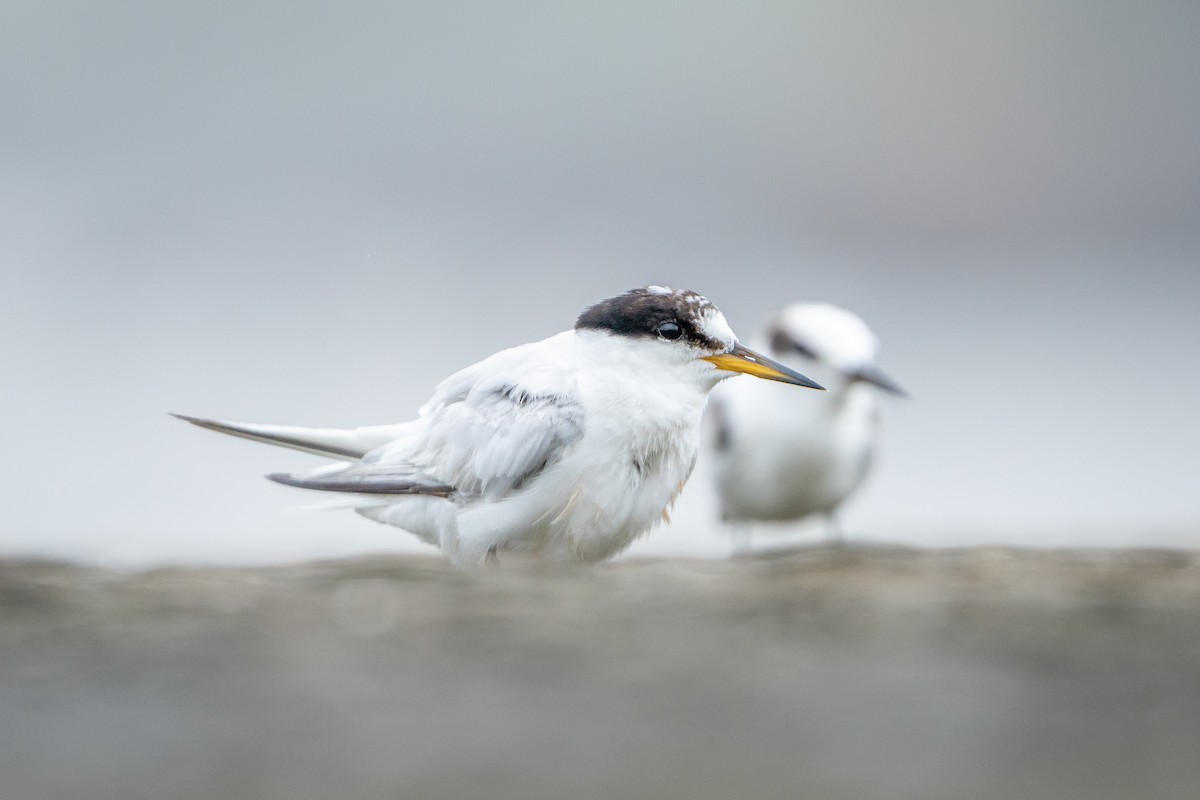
top-left (703, 343), bottom-right (825, 389)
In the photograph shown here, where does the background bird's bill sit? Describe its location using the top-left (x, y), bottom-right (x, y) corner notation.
top-left (847, 364), bottom-right (907, 396)
top-left (703, 344), bottom-right (825, 389)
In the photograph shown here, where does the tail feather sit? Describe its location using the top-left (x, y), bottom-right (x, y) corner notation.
top-left (170, 413), bottom-right (403, 460)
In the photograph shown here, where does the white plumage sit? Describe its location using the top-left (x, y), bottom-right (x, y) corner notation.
top-left (177, 287), bottom-right (822, 567)
top-left (709, 303), bottom-right (904, 545)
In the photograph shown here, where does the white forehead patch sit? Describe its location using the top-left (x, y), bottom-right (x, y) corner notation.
top-left (696, 305), bottom-right (736, 348)
top-left (646, 285), bottom-right (673, 295)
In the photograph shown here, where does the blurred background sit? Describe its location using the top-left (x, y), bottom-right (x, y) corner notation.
top-left (3, 1), bottom-right (1198, 565)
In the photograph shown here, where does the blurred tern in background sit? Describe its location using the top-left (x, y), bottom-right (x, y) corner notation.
top-left (709, 303), bottom-right (905, 551)
top-left (176, 287), bottom-right (822, 567)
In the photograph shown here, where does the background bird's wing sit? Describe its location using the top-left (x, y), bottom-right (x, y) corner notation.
top-left (708, 395), bottom-right (733, 453)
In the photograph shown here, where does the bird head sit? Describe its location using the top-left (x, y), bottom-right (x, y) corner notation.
top-left (765, 303), bottom-right (905, 396)
top-left (575, 286), bottom-right (824, 392)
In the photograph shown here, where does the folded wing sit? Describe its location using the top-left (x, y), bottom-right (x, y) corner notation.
top-left (252, 334), bottom-right (586, 500)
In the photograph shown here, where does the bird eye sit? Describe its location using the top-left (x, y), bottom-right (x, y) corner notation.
top-left (770, 329), bottom-right (816, 360)
top-left (657, 321), bottom-right (683, 340)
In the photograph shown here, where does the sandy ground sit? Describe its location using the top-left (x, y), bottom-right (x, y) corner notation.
top-left (2, 544), bottom-right (1199, 800)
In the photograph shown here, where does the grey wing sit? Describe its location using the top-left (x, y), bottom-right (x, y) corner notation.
top-left (708, 395), bottom-right (733, 453)
top-left (267, 380), bottom-right (584, 499)
top-left (381, 379), bottom-right (585, 501)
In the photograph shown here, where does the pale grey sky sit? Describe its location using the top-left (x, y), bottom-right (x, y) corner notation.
top-left (3, 2), bottom-right (1198, 564)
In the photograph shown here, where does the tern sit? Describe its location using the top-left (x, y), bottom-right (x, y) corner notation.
top-left (709, 302), bottom-right (905, 550)
top-left (175, 287), bottom-right (823, 567)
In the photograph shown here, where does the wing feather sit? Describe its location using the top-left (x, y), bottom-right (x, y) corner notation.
top-left (267, 463), bottom-right (454, 496)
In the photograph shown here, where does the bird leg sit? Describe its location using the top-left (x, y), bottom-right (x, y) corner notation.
top-left (731, 522), bottom-right (753, 558)
top-left (824, 515), bottom-right (845, 546)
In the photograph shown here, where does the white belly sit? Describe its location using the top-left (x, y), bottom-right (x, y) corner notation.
top-left (456, 418), bottom-right (700, 564)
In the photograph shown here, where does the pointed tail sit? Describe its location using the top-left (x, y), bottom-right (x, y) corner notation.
top-left (170, 413), bottom-right (403, 460)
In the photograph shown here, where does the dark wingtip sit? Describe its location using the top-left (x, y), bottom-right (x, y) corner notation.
top-left (170, 413), bottom-right (242, 437)
top-left (710, 398), bottom-right (732, 452)
top-left (266, 472), bottom-right (303, 487)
